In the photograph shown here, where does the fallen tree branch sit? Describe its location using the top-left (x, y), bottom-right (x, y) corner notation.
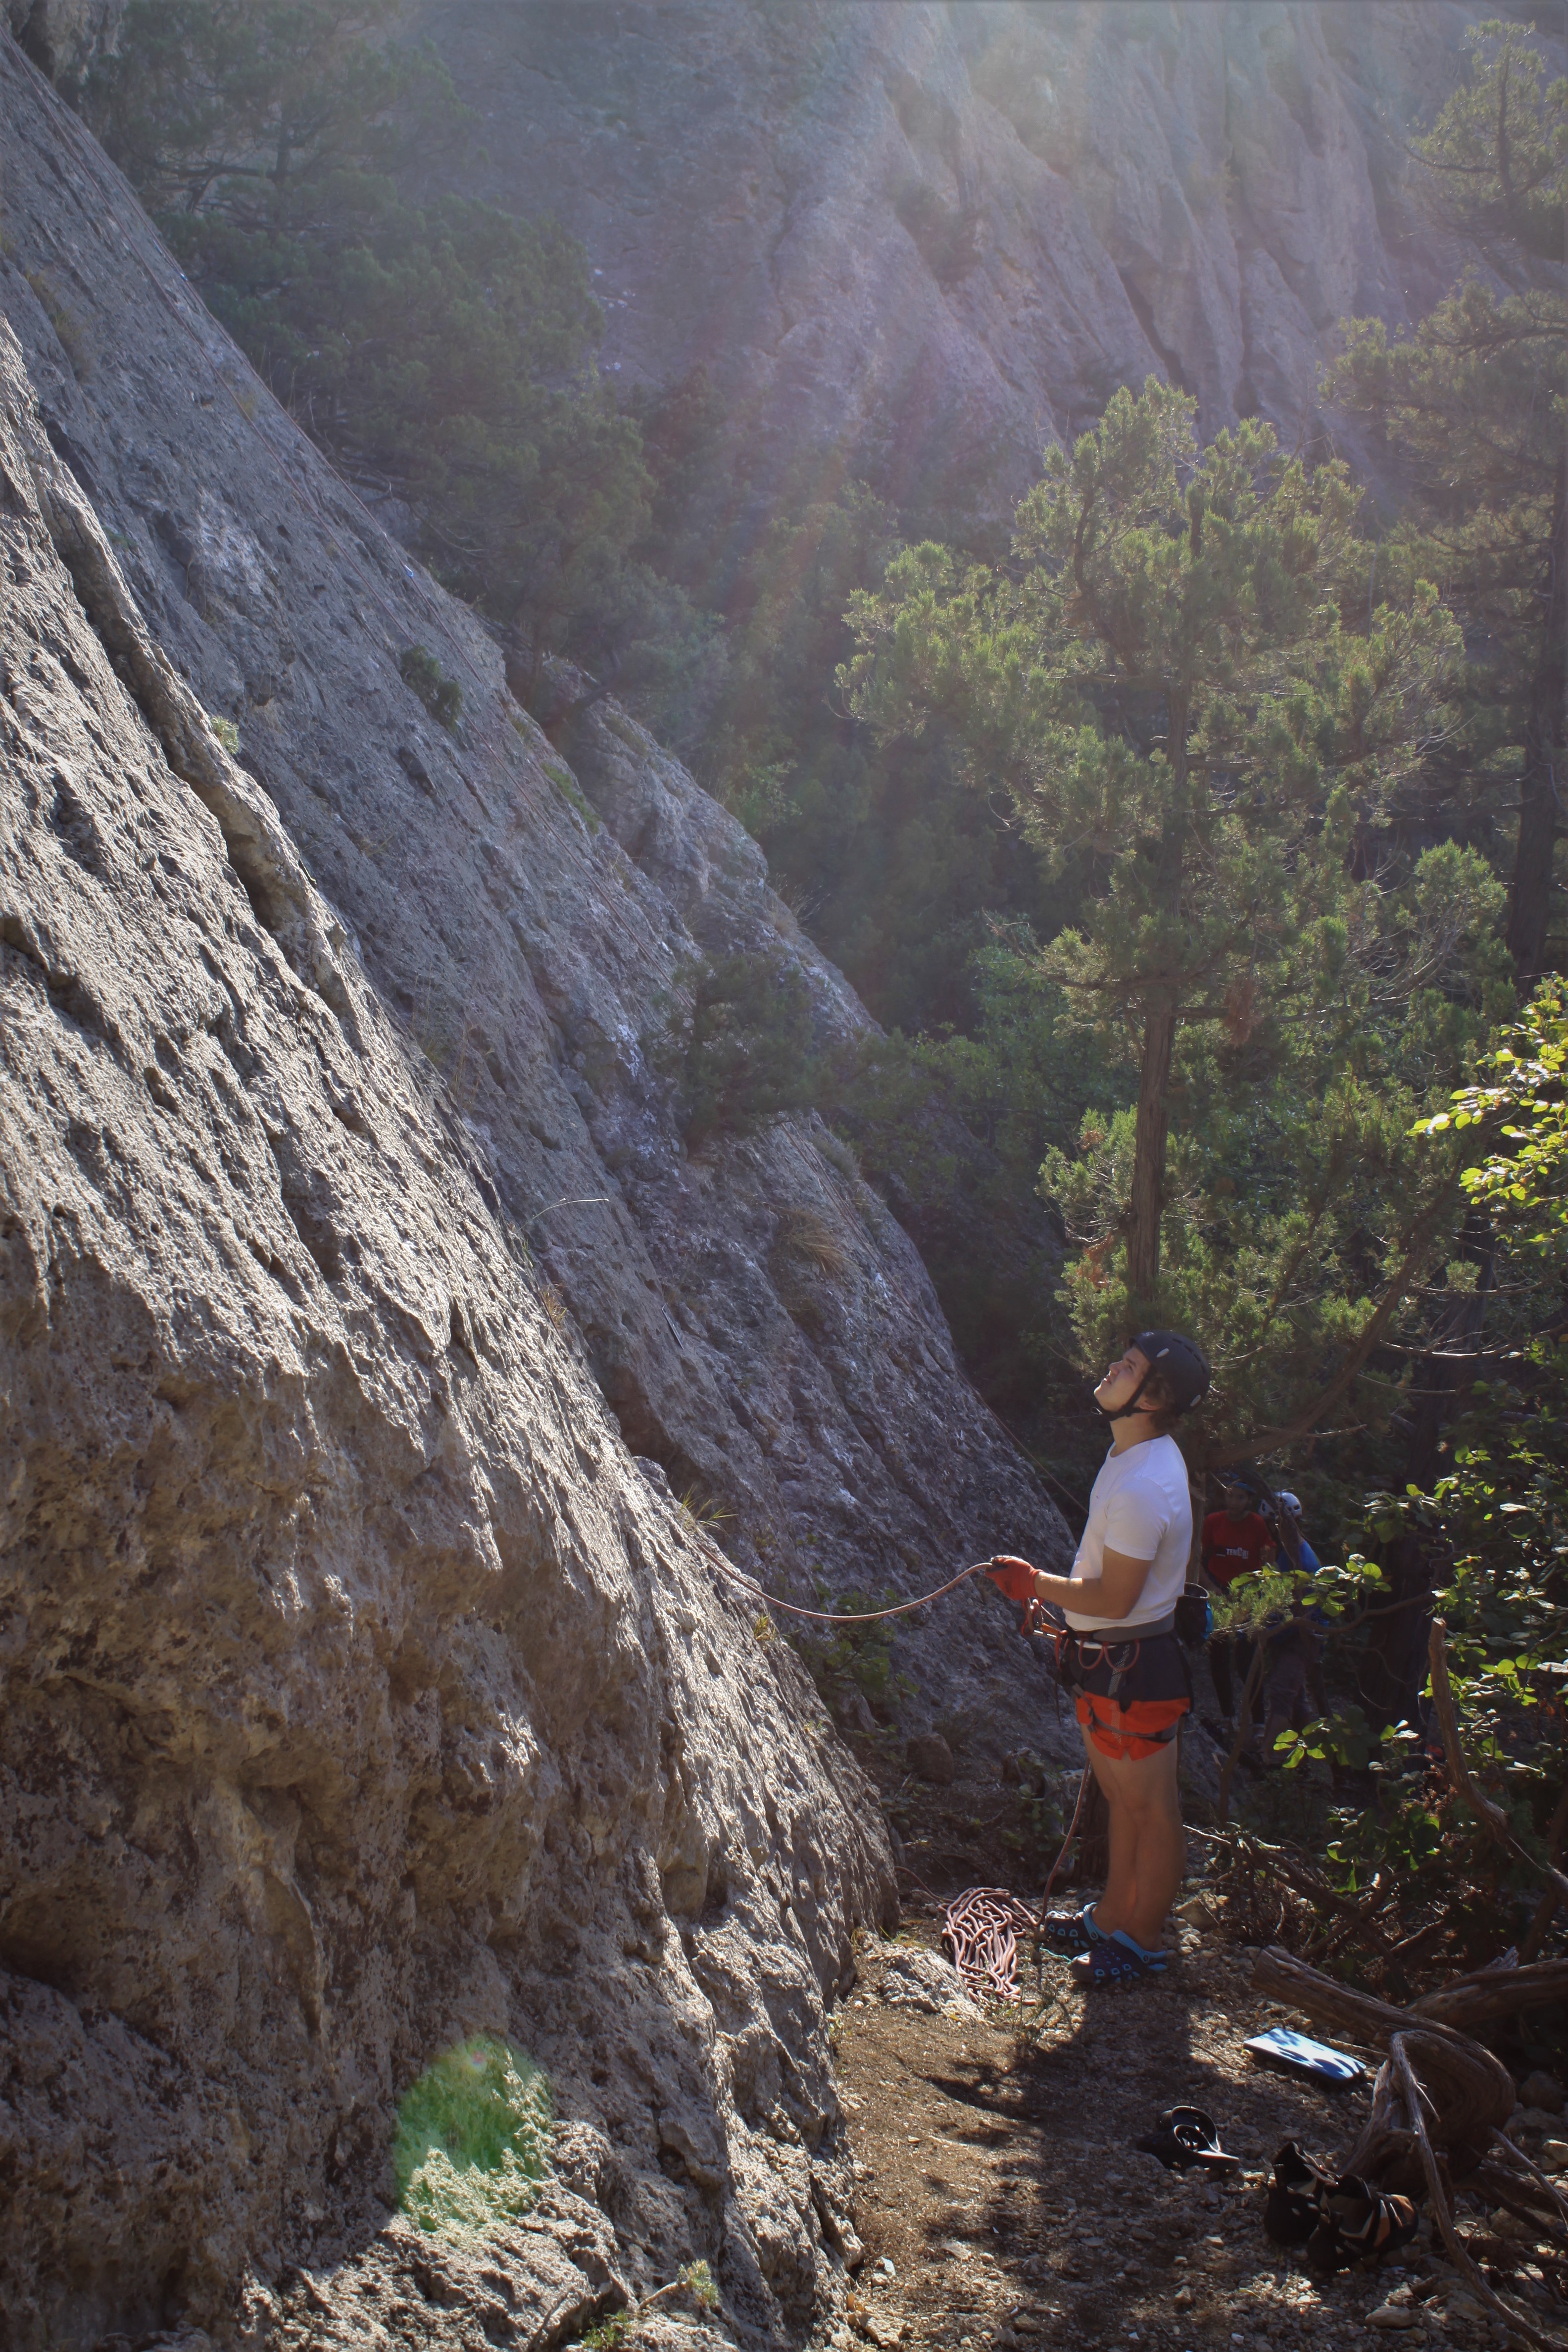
top-left (1389, 2035), bottom-right (1559, 2352)
top-left (1252, 1947), bottom-right (1516, 2155)
top-left (1222, 1837), bottom-right (1400, 1952)
top-left (1412, 1957), bottom-right (1568, 2028)
top-left (1428, 1621), bottom-right (1568, 1908)
top-left (1487, 2133), bottom-right (1568, 2236)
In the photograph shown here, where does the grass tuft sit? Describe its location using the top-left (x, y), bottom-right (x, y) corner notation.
top-left (393, 2034), bottom-right (552, 2242)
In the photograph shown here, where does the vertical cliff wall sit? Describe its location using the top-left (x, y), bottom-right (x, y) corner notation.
top-left (0, 306), bottom-right (895, 2349)
top-left (410, 0), bottom-right (1513, 515)
top-left (0, 27), bottom-right (1082, 2349)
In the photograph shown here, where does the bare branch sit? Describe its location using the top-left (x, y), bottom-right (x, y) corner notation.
top-left (1427, 1621), bottom-right (1568, 1909)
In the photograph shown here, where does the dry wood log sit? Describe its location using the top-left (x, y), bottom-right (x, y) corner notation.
top-left (1388, 2036), bottom-right (1561, 2352)
top-left (1412, 1957), bottom-right (1568, 2028)
top-left (1469, 2159), bottom-right (1568, 2234)
top-left (1489, 2133), bottom-right (1568, 2235)
top-left (1252, 1946), bottom-right (1516, 2177)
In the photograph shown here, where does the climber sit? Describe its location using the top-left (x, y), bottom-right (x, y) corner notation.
top-left (1200, 1477), bottom-right (1274, 1732)
top-left (986, 1330), bottom-right (1211, 1987)
top-left (1259, 1491), bottom-right (1329, 1764)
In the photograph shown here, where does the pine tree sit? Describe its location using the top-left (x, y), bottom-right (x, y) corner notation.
top-left (841, 380), bottom-right (1461, 1307)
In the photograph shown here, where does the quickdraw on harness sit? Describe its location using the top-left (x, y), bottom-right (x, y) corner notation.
top-left (1052, 1623), bottom-right (1145, 1699)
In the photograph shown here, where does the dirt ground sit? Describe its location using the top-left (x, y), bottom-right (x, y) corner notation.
top-left (800, 1661), bottom-right (1568, 2352)
top-left (829, 1922), bottom-right (1511, 2352)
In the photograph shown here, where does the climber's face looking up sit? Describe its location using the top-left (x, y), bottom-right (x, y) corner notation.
top-left (1093, 1344), bottom-right (1151, 1418)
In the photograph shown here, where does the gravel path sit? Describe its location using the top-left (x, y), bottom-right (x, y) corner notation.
top-left (829, 1929), bottom-right (1510, 2352)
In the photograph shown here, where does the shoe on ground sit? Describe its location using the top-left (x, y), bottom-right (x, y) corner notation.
top-left (1138, 2105), bottom-right (1240, 2175)
top-left (1266, 2140), bottom-right (1333, 2244)
top-left (1308, 2174), bottom-right (1421, 2271)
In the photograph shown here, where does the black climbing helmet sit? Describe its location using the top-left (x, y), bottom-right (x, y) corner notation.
top-left (1100, 1329), bottom-right (1211, 1421)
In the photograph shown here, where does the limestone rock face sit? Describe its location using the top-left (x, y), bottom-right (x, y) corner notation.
top-left (0, 305), bottom-right (886, 2349)
top-left (0, 30), bottom-right (1072, 1742)
top-left (4, 0), bottom-right (119, 85)
top-left (0, 34), bottom-right (1077, 2349)
top-left (411, 0), bottom-right (1503, 506)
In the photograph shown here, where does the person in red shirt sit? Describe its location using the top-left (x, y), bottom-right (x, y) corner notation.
top-left (1201, 1481), bottom-right (1272, 1722)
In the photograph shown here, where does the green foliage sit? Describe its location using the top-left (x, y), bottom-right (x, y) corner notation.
top-left (841, 379), bottom-right (1486, 1456)
top-left (1414, 18), bottom-right (1568, 261)
top-left (656, 952), bottom-right (822, 1147)
top-left (1421, 978), bottom-right (1568, 1245)
top-left (673, 2261), bottom-right (719, 2314)
top-left (393, 2034), bottom-right (553, 2242)
top-left (794, 1588), bottom-right (919, 1723)
top-left (399, 644), bottom-right (462, 730)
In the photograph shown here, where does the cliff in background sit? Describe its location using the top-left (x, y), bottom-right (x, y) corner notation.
top-left (0, 23), bottom-right (1081, 2349)
top-left (411, 0), bottom-right (1515, 520)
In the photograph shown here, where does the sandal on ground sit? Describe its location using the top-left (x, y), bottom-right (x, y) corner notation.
top-left (1068, 1930), bottom-right (1167, 1989)
top-left (1265, 2140), bottom-right (1333, 2243)
top-left (1038, 1904), bottom-right (1104, 1956)
top-left (1136, 2105), bottom-right (1240, 2175)
top-left (1307, 2174), bottom-right (1421, 2272)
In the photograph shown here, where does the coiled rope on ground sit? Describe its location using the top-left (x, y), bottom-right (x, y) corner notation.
top-left (941, 1770), bottom-right (1092, 1997)
top-left (940, 1888), bottom-right (1042, 1998)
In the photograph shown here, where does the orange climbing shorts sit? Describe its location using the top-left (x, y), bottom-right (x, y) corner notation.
top-left (1060, 1628), bottom-right (1192, 1761)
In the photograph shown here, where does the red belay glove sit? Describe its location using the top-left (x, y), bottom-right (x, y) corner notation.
top-left (987, 1555), bottom-right (1037, 1602)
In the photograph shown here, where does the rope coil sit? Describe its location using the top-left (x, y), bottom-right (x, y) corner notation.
top-left (941, 1888), bottom-right (1041, 1998)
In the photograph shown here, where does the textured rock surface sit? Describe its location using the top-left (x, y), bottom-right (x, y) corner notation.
top-left (0, 30), bottom-right (1073, 1740)
top-left (411, 0), bottom-right (1511, 510)
top-left (0, 33), bottom-right (1082, 2350)
top-left (0, 305), bottom-right (892, 2349)
top-left (3, 0), bottom-right (118, 83)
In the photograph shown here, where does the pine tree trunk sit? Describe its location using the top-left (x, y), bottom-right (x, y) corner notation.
top-left (1127, 993), bottom-right (1177, 1300)
top-left (1506, 453), bottom-right (1567, 976)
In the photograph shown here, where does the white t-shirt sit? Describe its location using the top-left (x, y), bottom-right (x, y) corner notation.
top-left (1065, 1434), bottom-right (1193, 1632)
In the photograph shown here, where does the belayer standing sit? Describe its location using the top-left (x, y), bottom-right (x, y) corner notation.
top-left (1200, 1479), bottom-right (1274, 1732)
top-left (986, 1331), bottom-right (1210, 1988)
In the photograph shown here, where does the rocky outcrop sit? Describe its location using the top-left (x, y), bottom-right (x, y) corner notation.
top-left (4, 0), bottom-right (118, 86)
top-left (0, 302), bottom-right (892, 2349)
top-left (0, 31), bottom-right (1079, 2350)
top-left (0, 24), bottom-right (1072, 1726)
top-left (410, 0), bottom-right (1519, 512)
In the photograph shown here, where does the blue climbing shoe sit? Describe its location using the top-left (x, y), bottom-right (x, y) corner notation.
top-left (1068, 1930), bottom-right (1167, 1988)
top-left (1038, 1904), bottom-right (1104, 1956)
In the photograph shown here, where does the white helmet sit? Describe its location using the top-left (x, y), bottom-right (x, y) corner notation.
top-left (1275, 1491), bottom-right (1303, 1518)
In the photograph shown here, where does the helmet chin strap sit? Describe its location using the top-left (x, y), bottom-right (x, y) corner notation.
top-left (1097, 1370), bottom-right (1155, 1422)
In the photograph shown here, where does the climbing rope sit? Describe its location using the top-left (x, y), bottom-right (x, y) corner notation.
top-left (1042, 1764), bottom-right (1091, 1903)
top-left (941, 1888), bottom-right (1041, 1999)
top-left (686, 1527), bottom-right (994, 1625)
